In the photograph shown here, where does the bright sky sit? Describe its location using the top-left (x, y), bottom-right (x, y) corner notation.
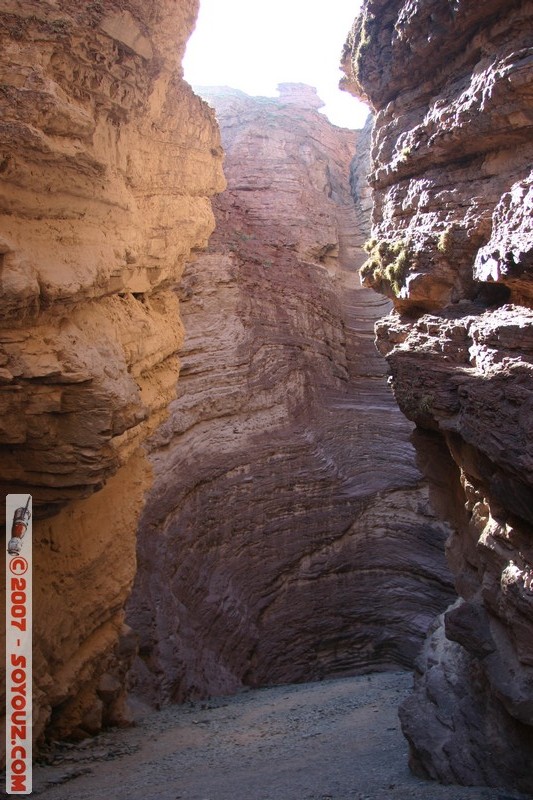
top-left (183, 0), bottom-right (368, 130)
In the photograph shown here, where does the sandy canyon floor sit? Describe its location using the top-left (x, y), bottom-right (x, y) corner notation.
top-left (31, 671), bottom-right (530, 800)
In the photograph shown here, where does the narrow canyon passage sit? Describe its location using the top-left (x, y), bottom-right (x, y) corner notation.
top-left (126, 85), bottom-right (454, 707)
top-left (0, 0), bottom-right (531, 795)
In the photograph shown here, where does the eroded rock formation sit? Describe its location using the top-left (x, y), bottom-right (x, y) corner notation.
top-left (126, 84), bottom-right (454, 706)
top-left (0, 0), bottom-right (223, 744)
top-left (342, 0), bottom-right (533, 791)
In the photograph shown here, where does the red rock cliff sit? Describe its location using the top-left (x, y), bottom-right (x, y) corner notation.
top-left (0, 0), bottom-right (224, 745)
top-left (126, 85), bottom-right (454, 705)
top-left (343, 0), bottom-right (533, 791)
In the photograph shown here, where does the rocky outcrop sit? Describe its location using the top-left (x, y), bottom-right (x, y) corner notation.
top-left (342, 0), bottom-right (533, 791)
top-left (126, 85), bottom-right (454, 706)
top-left (0, 0), bottom-right (224, 744)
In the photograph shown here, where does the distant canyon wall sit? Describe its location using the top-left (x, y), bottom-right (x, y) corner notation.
top-left (127, 84), bottom-right (454, 705)
top-left (342, 0), bottom-right (533, 792)
top-left (0, 0), bottom-right (223, 744)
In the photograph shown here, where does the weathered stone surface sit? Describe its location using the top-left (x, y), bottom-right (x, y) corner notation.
top-left (475, 174), bottom-right (533, 303)
top-left (343, 0), bottom-right (533, 791)
top-left (0, 0), bottom-right (223, 747)
top-left (399, 616), bottom-right (533, 790)
top-left (126, 86), bottom-right (454, 706)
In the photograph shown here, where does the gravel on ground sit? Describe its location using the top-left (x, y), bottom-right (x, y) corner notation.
top-left (29, 671), bottom-right (531, 800)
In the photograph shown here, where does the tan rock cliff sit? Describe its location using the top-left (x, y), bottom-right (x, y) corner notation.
top-left (0, 0), bottom-right (224, 745)
top-left (343, 0), bottom-right (533, 791)
top-left (126, 85), bottom-right (454, 705)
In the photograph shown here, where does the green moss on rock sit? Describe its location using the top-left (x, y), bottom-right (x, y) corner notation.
top-left (360, 238), bottom-right (414, 297)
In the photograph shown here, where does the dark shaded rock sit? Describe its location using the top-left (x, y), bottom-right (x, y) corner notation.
top-left (399, 619), bottom-right (533, 793)
top-left (343, 0), bottom-right (533, 791)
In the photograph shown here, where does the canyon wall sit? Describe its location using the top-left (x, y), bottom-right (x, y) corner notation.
top-left (342, 0), bottom-right (533, 791)
top-left (127, 84), bottom-right (454, 706)
top-left (0, 0), bottom-right (224, 744)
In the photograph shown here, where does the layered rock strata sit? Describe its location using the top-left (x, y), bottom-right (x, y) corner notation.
top-left (127, 85), bottom-right (454, 706)
top-left (0, 0), bottom-right (223, 744)
top-left (342, 0), bottom-right (533, 791)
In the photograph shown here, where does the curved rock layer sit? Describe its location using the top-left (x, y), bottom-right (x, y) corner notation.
top-left (0, 0), bottom-right (223, 744)
top-left (343, 0), bottom-right (533, 791)
top-left (127, 85), bottom-right (454, 706)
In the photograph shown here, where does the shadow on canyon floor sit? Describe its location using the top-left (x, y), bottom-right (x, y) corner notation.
top-left (31, 672), bottom-right (530, 800)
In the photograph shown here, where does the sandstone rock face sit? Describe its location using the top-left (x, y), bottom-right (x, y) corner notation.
top-left (0, 0), bottom-right (223, 744)
top-left (126, 85), bottom-right (454, 706)
top-left (343, 0), bottom-right (533, 791)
